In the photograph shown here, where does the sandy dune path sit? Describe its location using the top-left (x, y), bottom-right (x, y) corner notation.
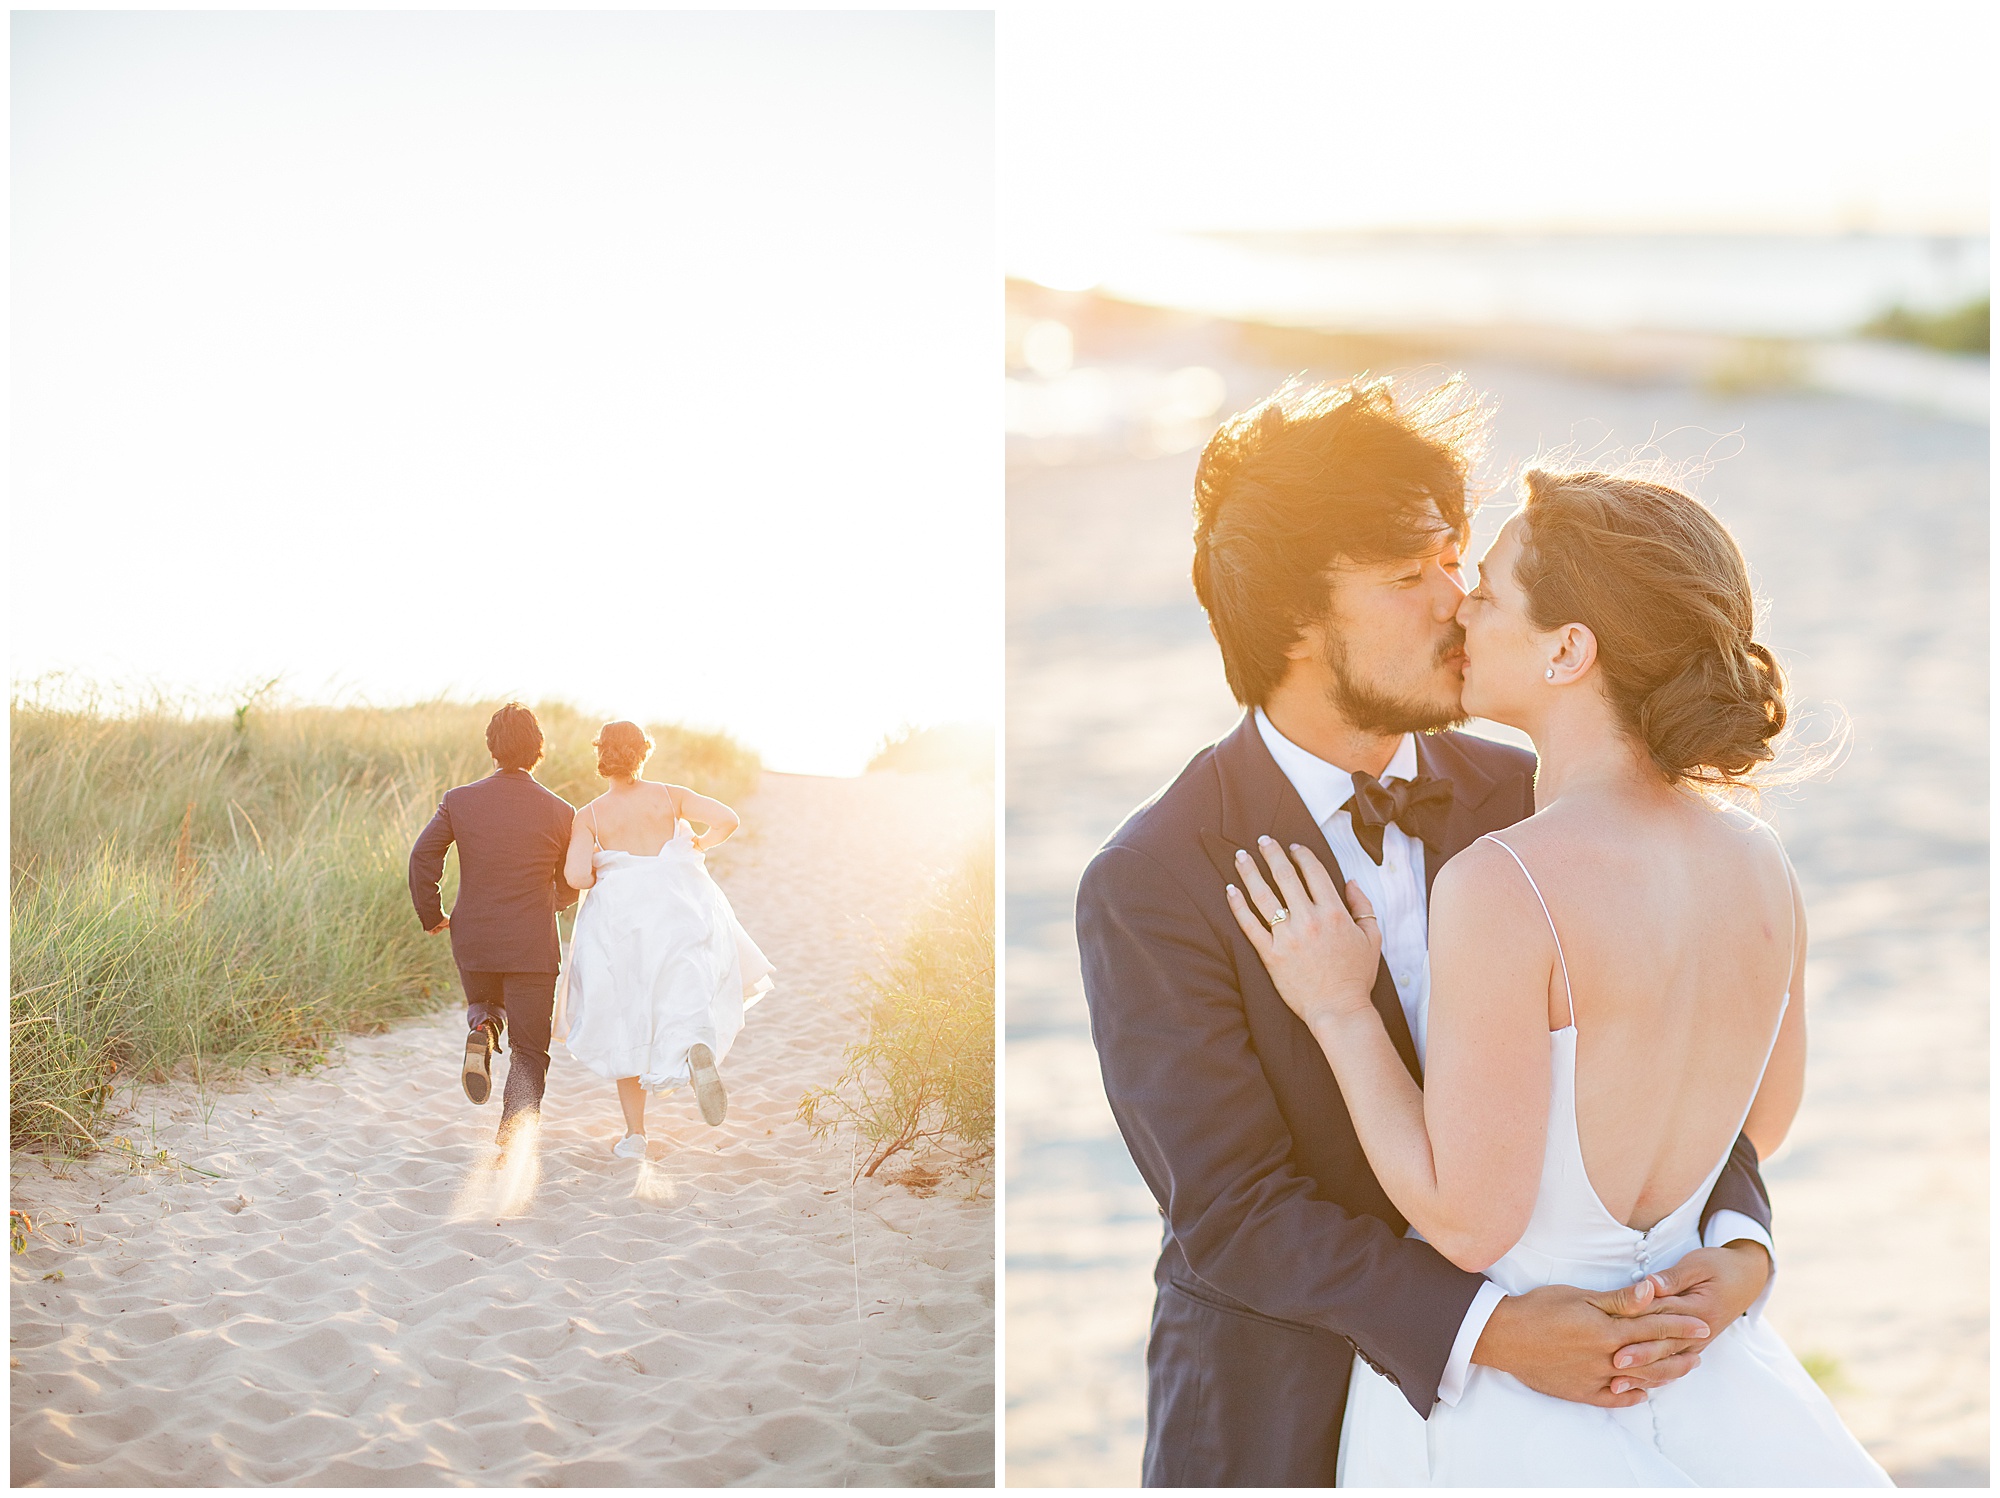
top-left (12, 768), bottom-right (995, 1487)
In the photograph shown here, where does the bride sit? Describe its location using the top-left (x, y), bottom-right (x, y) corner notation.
top-left (559, 720), bottom-right (774, 1159)
top-left (1227, 470), bottom-right (1888, 1485)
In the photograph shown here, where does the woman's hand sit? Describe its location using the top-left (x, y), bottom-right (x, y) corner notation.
top-left (1225, 836), bottom-right (1383, 1033)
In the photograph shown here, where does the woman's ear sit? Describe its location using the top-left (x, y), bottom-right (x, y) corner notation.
top-left (1549, 623), bottom-right (1598, 681)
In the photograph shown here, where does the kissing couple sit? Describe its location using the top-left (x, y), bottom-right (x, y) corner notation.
top-left (1077, 378), bottom-right (1889, 1484)
top-left (410, 705), bottom-right (773, 1162)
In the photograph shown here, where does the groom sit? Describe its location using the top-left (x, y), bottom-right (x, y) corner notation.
top-left (1077, 379), bottom-right (1777, 1486)
top-left (409, 702), bottom-right (579, 1148)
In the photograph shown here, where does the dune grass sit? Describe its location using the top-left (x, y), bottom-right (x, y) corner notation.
top-left (798, 840), bottom-right (995, 1181)
top-left (10, 690), bottom-right (756, 1151)
top-left (865, 722), bottom-right (995, 779)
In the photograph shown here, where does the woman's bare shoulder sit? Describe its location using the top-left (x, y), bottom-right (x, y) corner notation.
top-left (1430, 831), bottom-right (1554, 931)
top-left (1708, 794), bottom-right (1783, 847)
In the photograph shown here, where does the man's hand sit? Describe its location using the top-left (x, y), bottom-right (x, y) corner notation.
top-left (1614, 1241), bottom-right (1769, 1377)
top-left (427, 917), bottom-right (450, 934)
top-left (1472, 1280), bottom-right (1711, 1408)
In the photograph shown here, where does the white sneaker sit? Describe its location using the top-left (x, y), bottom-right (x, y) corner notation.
top-left (612, 1133), bottom-right (647, 1159)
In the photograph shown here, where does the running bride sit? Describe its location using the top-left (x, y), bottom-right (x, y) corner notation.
top-left (1227, 470), bottom-right (1888, 1485)
top-left (559, 720), bottom-right (775, 1159)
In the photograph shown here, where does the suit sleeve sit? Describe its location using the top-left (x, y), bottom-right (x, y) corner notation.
top-left (1698, 1131), bottom-right (1772, 1238)
top-left (409, 797), bottom-right (454, 932)
top-left (551, 801), bottom-right (579, 913)
top-left (1079, 841), bottom-right (1484, 1416)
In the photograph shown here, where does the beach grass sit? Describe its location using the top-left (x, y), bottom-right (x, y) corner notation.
top-left (798, 839), bottom-right (995, 1179)
top-left (9, 691), bottom-right (757, 1151)
top-left (866, 722), bottom-right (996, 779)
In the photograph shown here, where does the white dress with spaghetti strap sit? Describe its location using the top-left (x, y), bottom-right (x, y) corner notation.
top-left (557, 817), bottom-right (774, 1093)
top-left (1335, 833), bottom-right (1890, 1487)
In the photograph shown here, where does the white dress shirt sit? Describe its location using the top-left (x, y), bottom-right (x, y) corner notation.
top-left (1253, 710), bottom-right (1774, 1406)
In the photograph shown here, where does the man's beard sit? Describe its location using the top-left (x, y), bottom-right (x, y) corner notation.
top-left (1322, 623), bottom-right (1469, 737)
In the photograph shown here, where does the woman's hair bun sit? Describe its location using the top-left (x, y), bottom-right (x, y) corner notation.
top-left (593, 720), bottom-right (654, 780)
top-left (1515, 469), bottom-right (1788, 787)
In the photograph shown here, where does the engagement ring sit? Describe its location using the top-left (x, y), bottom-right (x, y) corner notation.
top-left (1268, 907), bottom-right (1290, 923)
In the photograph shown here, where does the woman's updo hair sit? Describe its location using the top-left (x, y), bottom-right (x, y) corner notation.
top-left (1514, 469), bottom-right (1788, 787)
top-left (593, 720), bottom-right (654, 780)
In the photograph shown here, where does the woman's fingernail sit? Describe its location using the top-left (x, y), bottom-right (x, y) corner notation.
top-left (1259, 835), bottom-right (1275, 845)
top-left (1235, 849), bottom-right (1248, 861)
top-left (1615, 1355), bottom-right (1630, 1368)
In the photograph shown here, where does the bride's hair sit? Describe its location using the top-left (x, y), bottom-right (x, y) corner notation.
top-left (594, 720), bottom-right (654, 780)
top-left (1514, 469), bottom-right (1788, 788)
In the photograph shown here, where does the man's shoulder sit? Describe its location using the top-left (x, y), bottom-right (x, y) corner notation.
top-left (1084, 741), bottom-right (1225, 889)
top-left (1428, 727), bottom-right (1536, 783)
top-left (529, 777), bottom-right (577, 815)
top-left (446, 773), bottom-right (575, 815)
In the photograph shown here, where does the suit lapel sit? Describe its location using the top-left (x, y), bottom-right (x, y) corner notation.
top-left (1210, 715), bottom-right (1423, 1084)
top-left (1416, 731), bottom-right (1500, 907)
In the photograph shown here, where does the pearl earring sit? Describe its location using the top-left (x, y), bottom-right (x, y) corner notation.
top-left (1545, 668), bottom-right (1555, 679)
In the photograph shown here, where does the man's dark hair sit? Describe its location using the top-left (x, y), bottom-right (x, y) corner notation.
top-left (486, 702), bottom-right (545, 771)
top-left (1191, 376), bottom-right (1488, 707)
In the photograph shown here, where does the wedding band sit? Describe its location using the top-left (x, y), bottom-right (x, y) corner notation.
top-left (1354, 913), bottom-right (1379, 923)
top-left (1268, 907), bottom-right (1290, 924)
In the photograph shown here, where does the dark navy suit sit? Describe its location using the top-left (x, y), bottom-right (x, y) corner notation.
top-left (1076, 714), bottom-right (1773, 1486)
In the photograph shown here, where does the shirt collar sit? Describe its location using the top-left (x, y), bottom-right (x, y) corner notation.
top-left (1254, 707), bottom-right (1417, 829)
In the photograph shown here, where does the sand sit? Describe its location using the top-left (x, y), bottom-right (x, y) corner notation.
top-left (11, 768), bottom-right (995, 1487)
top-left (1004, 310), bottom-right (1988, 1485)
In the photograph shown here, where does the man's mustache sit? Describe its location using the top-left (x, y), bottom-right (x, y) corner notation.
top-left (1435, 624), bottom-right (1467, 663)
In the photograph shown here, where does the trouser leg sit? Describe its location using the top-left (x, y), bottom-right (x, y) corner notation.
top-left (495, 971), bottom-right (557, 1142)
top-left (460, 969), bottom-right (507, 1043)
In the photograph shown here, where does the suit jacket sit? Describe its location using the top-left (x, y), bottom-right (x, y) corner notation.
top-left (1076, 714), bottom-right (1773, 1487)
top-left (409, 768), bottom-right (579, 974)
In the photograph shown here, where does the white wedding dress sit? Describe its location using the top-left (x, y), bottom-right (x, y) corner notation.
top-left (1337, 835), bottom-right (1890, 1487)
top-left (557, 819), bottom-right (774, 1092)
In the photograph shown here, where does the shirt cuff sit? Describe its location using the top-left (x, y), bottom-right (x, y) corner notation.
top-left (1702, 1210), bottom-right (1776, 1319)
top-left (1437, 1280), bottom-right (1509, 1407)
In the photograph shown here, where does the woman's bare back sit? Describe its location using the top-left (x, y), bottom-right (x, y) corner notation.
top-left (1501, 796), bottom-right (1801, 1231)
top-left (585, 782), bottom-right (685, 857)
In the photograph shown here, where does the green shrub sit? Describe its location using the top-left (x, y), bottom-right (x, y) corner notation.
top-left (9, 690), bottom-right (757, 1150)
top-left (798, 842), bottom-right (994, 1179)
top-left (1860, 296), bottom-right (1990, 355)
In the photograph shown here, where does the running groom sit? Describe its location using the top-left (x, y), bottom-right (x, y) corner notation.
top-left (409, 702), bottom-right (579, 1150)
top-left (1076, 380), bottom-right (1777, 1486)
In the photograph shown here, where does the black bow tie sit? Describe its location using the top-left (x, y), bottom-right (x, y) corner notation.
top-left (1342, 771), bottom-right (1454, 865)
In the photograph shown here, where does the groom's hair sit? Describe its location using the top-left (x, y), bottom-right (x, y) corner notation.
top-left (1191, 376), bottom-right (1487, 706)
top-left (486, 702), bottom-right (545, 771)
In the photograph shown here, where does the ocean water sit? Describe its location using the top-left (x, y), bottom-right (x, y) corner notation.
top-left (1027, 231), bottom-right (1989, 339)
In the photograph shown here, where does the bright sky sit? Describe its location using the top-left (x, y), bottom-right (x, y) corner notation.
top-left (1002, 2), bottom-right (1990, 267)
top-left (13, 12), bottom-right (995, 777)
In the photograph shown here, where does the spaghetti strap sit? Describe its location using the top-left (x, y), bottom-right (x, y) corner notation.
top-left (588, 804), bottom-right (602, 847)
top-left (1481, 834), bottom-right (1576, 1029)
